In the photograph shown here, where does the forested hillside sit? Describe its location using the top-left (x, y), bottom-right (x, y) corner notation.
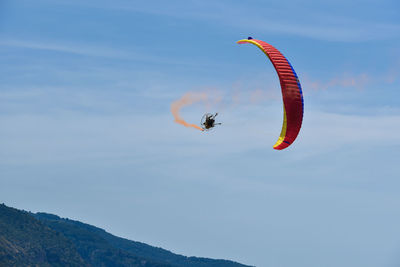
top-left (0, 204), bottom-right (252, 267)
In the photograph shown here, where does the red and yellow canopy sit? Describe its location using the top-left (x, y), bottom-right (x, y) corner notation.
top-left (237, 38), bottom-right (304, 150)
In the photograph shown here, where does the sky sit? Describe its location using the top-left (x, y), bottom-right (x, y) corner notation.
top-left (1, 0), bottom-right (400, 266)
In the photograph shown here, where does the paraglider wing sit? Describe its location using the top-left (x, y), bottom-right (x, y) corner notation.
top-left (237, 38), bottom-right (304, 150)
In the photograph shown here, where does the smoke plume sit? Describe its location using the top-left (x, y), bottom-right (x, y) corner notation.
top-left (170, 92), bottom-right (208, 131)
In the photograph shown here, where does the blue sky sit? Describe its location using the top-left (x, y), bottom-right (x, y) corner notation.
top-left (1, 0), bottom-right (400, 266)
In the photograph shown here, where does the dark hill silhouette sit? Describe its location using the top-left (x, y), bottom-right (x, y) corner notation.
top-left (0, 204), bottom-right (253, 267)
top-left (0, 203), bottom-right (87, 267)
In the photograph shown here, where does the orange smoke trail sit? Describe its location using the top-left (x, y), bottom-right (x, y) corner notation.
top-left (171, 92), bottom-right (207, 131)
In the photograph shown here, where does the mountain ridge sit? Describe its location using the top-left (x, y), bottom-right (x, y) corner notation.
top-left (0, 203), bottom-right (253, 267)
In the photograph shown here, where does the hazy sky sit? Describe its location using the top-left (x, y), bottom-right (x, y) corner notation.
top-left (1, 1), bottom-right (400, 266)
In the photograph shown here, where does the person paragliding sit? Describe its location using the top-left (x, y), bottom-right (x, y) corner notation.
top-left (201, 113), bottom-right (221, 130)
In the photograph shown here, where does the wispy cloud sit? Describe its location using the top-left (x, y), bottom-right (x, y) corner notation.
top-left (300, 110), bottom-right (400, 150)
top-left (57, 0), bottom-right (400, 42)
top-left (0, 39), bottom-right (126, 58)
top-left (0, 39), bottom-right (200, 66)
